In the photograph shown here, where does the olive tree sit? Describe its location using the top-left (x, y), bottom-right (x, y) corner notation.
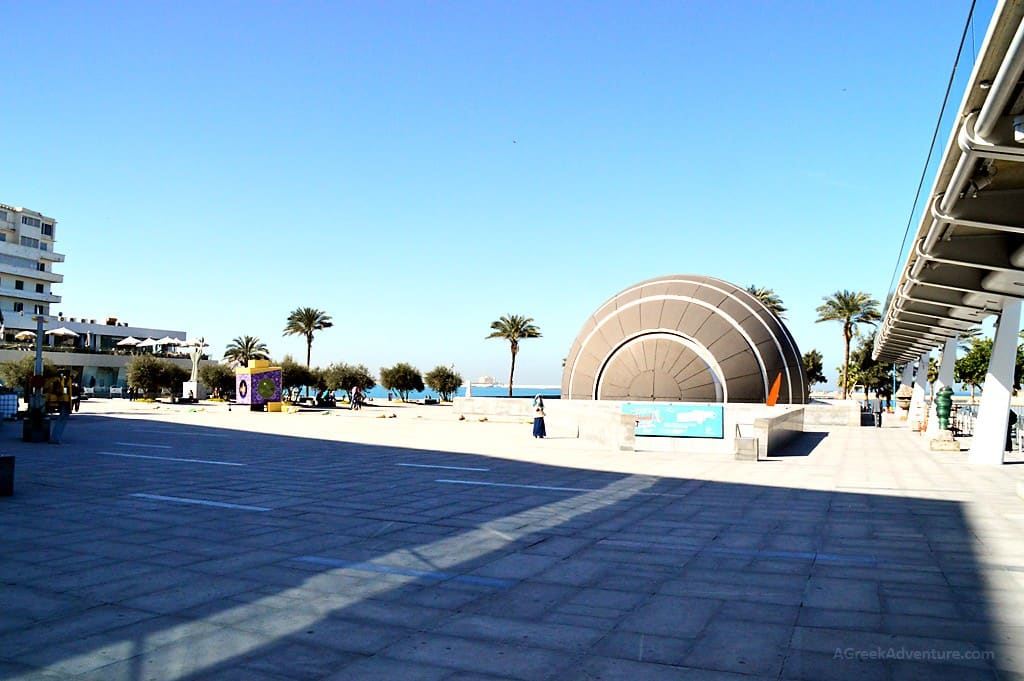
top-left (424, 365), bottom-right (463, 401)
top-left (380, 362), bottom-right (424, 401)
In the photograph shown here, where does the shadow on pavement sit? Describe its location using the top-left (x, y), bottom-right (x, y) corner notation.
top-left (0, 412), bottom-right (1011, 680)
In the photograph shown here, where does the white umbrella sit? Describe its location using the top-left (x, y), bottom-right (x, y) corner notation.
top-left (14, 330), bottom-right (36, 340)
top-left (45, 327), bottom-right (80, 338)
top-left (116, 336), bottom-right (141, 347)
top-left (180, 338), bottom-right (208, 348)
top-left (155, 336), bottom-right (183, 346)
top-left (136, 338), bottom-right (158, 348)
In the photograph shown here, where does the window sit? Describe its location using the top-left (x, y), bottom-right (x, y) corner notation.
top-left (35, 283), bottom-right (44, 293)
top-left (0, 210), bottom-right (7, 222)
top-left (21, 216), bottom-right (40, 228)
top-left (33, 305), bottom-right (44, 314)
top-left (40, 243), bottom-right (47, 251)
top-left (36, 263), bottom-right (45, 271)
top-left (15, 280), bottom-right (23, 290)
top-left (0, 234), bottom-right (6, 242)
top-left (41, 223), bottom-right (53, 237)
top-left (20, 236), bottom-right (39, 248)
top-left (13, 302), bottom-right (23, 312)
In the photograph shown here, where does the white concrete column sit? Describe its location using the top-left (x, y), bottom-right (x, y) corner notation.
top-left (927, 337), bottom-right (958, 435)
top-left (908, 350), bottom-right (930, 431)
top-left (969, 300), bottom-right (1022, 465)
top-left (900, 362), bottom-right (915, 389)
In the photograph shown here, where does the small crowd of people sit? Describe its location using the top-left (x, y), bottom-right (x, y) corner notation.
top-left (125, 386), bottom-right (141, 400)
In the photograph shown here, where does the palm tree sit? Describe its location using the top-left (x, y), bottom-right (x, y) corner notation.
top-left (223, 335), bottom-right (269, 367)
top-left (486, 314), bottom-right (541, 397)
top-left (283, 307), bottom-right (333, 368)
top-left (815, 290), bottom-right (881, 400)
top-left (746, 285), bottom-right (787, 319)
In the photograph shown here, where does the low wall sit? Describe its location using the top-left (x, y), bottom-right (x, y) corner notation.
top-left (454, 398), bottom-right (807, 455)
top-left (452, 398), bottom-right (634, 450)
top-left (803, 400), bottom-right (861, 428)
top-left (751, 408), bottom-right (805, 459)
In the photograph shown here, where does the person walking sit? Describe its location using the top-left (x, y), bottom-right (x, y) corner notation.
top-left (350, 385), bottom-right (361, 410)
top-left (872, 394), bottom-right (884, 428)
top-left (532, 395), bottom-right (546, 439)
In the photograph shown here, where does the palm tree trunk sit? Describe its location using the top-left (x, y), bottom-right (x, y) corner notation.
top-left (842, 337), bottom-right (851, 400)
top-left (306, 338), bottom-right (313, 396)
top-left (508, 349), bottom-right (516, 398)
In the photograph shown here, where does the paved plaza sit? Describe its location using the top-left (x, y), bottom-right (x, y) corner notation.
top-left (2, 400), bottom-right (1024, 680)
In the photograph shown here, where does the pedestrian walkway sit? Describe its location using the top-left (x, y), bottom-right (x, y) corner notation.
top-left (1, 404), bottom-right (1023, 680)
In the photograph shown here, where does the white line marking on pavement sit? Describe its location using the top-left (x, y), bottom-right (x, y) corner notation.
top-left (435, 479), bottom-right (689, 497)
top-left (437, 479), bottom-right (593, 493)
top-left (131, 429), bottom-right (229, 438)
top-left (99, 452), bottom-right (245, 467)
top-left (114, 442), bottom-right (173, 449)
top-left (397, 463), bottom-right (490, 472)
top-left (130, 493), bottom-right (270, 511)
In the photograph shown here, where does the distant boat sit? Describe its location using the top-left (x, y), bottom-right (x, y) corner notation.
top-left (475, 376), bottom-right (498, 386)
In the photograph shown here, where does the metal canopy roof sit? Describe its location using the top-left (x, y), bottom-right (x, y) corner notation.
top-left (874, 0), bottom-right (1024, 364)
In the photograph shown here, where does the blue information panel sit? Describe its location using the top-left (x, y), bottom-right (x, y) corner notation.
top-left (622, 403), bottom-right (725, 438)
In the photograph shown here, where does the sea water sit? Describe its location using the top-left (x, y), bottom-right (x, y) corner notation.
top-left (335, 385), bottom-right (561, 401)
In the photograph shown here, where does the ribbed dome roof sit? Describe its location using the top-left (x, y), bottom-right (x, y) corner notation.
top-left (561, 275), bottom-right (807, 404)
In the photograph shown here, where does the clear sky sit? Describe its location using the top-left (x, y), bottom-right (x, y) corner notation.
top-left (2, 0), bottom-right (994, 387)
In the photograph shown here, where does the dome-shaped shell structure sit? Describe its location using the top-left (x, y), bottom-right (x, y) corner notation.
top-left (561, 275), bottom-right (807, 404)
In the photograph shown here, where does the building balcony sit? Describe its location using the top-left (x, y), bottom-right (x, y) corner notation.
top-left (39, 249), bottom-right (65, 263)
top-left (0, 241), bottom-right (65, 264)
top-left (0, 263), bottom-right (64, 284)
top-left (0, 288), bottom-right (61, 304)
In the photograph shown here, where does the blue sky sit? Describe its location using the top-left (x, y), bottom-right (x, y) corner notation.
top-left (2, 0), bottom-right (993, 386)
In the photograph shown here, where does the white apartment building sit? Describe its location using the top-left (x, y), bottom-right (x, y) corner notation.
top-left (0, 202), bottom-right (63, 323)
top-left (0, 201), bottom-right (196, 392)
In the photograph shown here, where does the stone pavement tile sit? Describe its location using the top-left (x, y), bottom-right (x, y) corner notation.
top-left (0, 611), bottom-right (35, 637)
top-left (534, 558), bottom-right (607, 586)
top-left (590, 630), bottom-right (696, 666)
top-left (119, 576), bottom-right (265, 615)
top-left (802, 576), bottom-right (881, 612)
top-left (381, 633), bottom-right (571, 680)
top-left (659, 578), bottom-right (801, 606)
top-left (779, 649), bottom-right (888, 681)
top-left (74, 625), bottom-right (275, 681)
top-left (889, 659), bottom-right (999, 680)
top-left (717, 600), bottom-right (799, 625)
top-left (189, 667), bottom-right (291, 681)
top-left (548, 602), bottom-right (624, 621)
top-left (435, 613), bottom-right (604, 652)
top-left (323, 655), bottom-right (452, 679)
top-left (236, 639), bottom-right (363, 681)
top-left (0, 660), bottom-right (74, 681)
top-left (2, 584), bottom-right (99, 623)
top-left (560, 655), bottom-right (768, 680)
top-left (469, 583), bottom-right (576, 619)
top-left (398, 583), bottom-right (491, 611)
top-left (468, 553), bottom-right (562, 581)
top-left (520, 535), bottom-right (592, 558)
top-left (882, 596), bottom-right (961, 618)
top-left (567, 587), bottom-right (647, 612)
top-left (31, 560), bottom-right (164, 593)
top-left (789, 626), bottom-right (994, 671)
top-left (618, 596), bottom-right (720, 637)
top-left (798, 607), bottom-right (882, 631)
top-left (443, 673), bottom-right (523, 681)
top-left (74, 568), bottom-right (200, 603)
top-left (0, 604), bottom-right (156, 658)
top-left (683, 618), bottom-right (790, 676)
